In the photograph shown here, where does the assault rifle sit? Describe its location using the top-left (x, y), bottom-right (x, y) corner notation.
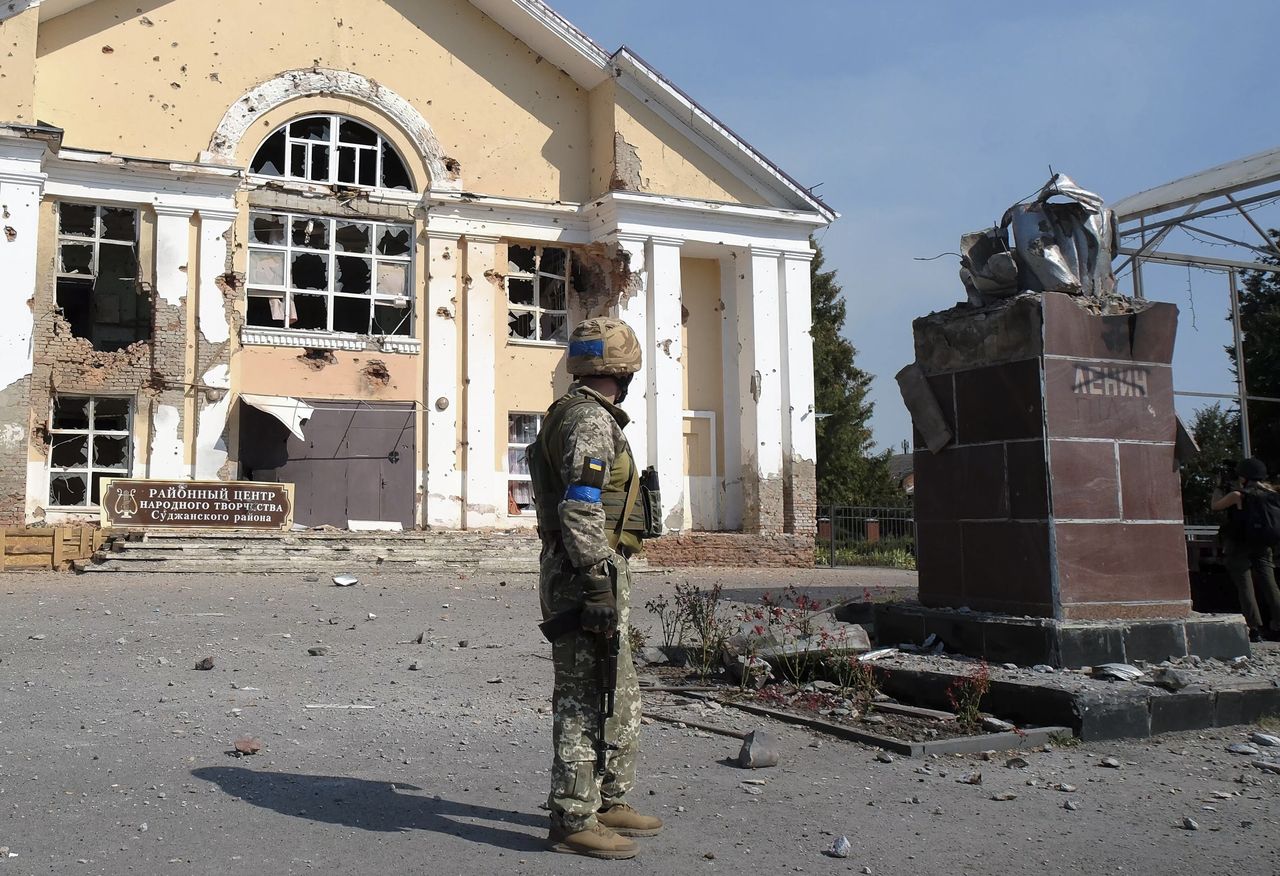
top-left (538, 564), bottom-right (621, 777)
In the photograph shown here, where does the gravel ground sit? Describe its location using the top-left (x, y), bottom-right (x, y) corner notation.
top-left (1, 568), bottom-right (1278, 876)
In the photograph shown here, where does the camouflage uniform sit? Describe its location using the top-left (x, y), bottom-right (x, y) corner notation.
top-left (536, 384), bottom-right (645, 833)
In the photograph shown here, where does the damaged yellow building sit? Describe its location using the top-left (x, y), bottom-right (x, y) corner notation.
top-left (0, 0), bottom-right (834, 560)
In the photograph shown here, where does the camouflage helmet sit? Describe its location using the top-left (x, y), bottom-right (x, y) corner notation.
top-left (567, 317), bottom-right (642, 377)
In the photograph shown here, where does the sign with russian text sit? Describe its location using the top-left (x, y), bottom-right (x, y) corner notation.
top-left (98, 479), bottom-right (294, 531)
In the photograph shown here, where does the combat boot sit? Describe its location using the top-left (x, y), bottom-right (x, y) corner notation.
top-left (597, 803), bottom-right (664, 837)
top-left (548, 822), bottom-right (639, 859)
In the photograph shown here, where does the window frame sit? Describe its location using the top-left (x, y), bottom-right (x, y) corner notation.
top-left (244, 210), bottom-right (415, 338)
top-left (506, 411), bottom-right (544, 516)
top-left (505, 244), bottom-right (570, 346)
top-left (46, 395), bottom-right (134, 510)
top-left (54, 202), bottom-right (146, 350)
top-left (249, 114), bottom-right (415, 191)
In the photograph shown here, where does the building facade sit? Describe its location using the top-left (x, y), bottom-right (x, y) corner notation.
top-left (0, 0), bottom-right (832, 554)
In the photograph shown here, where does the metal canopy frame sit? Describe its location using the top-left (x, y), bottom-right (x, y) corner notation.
top-left (1112, 145), bottom-right (1280, 456)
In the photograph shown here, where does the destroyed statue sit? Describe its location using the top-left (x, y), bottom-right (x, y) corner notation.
top-left (960, 173), bottom-right (1119, 306)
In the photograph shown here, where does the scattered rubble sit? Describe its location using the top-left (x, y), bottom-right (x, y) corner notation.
top-left (1249, 732), bottom-right (1280, 747)
top-left (307, 646), bottom-right (330, 657)
top-left (333, 575), bottom-right (358, 587)
top-left (233, 736), bottom-right (262, 756)
top-left (737, 729), bottom-right (780, 769)
top-left (826, 836), bottom-right (851, 859)
top-left (194, 657), bottom-right (215, 671)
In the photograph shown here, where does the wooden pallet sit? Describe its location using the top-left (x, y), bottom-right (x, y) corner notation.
top-left (0, 526), bottom-right (106, 571)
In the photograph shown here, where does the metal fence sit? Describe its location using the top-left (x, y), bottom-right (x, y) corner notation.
top-left (816, 506), bottom-right (916, 567)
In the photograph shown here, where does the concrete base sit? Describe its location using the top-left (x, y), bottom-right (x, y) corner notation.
top-left (876, 601), bottom-right (1250, 668)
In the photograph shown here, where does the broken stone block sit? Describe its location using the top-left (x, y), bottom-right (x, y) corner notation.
top-left (737, 729), bottom-right (780, 770)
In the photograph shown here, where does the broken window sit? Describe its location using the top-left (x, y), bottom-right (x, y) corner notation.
top-left (245, 211), bottom-right (413, 337)
top-left (249, 114), bottom-right (414, 191)
top-left (506, 245), bottom-right (570, 344)
top-left (48, 395), bottom-right (132, 508)
top-left (507, 412), bottom-right (542, 515)
top-left (56, 203), bottom-right (147, 352)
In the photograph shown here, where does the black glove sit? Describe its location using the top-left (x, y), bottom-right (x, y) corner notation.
top-left (576, 565), bottom-right (617, 634)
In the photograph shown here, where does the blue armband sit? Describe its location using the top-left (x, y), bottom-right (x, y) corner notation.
top-left (565, 485), bottom-right (603, 503)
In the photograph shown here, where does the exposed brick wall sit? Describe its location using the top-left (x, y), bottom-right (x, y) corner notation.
top-left (641, 532), bottom-right (815, 568)
top-left (784, 457), bottom-right (817, 537)
top-left (0, 376), bottom-right (32, 525)
top-left (21, 204), bottom-right (188, 523)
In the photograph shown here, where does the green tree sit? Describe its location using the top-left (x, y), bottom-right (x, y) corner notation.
top-left (810, 239), bottom-right (901, 506)
top-left (1237, 232), bottom-right (1280, 473)
top-left (1180, 403), bottom-right (1240, 523)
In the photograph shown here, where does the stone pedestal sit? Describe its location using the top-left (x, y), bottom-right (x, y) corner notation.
top-left (891, 292), bottom-right (1248, 666)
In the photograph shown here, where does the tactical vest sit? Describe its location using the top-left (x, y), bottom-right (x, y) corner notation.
top-left (527, 392), bottom-right (647, 553)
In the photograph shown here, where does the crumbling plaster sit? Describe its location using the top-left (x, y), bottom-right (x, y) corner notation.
top-left (34, 0), bottom-right (593, 201)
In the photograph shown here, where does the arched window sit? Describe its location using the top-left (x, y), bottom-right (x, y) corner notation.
top-left (249, 115), bottom-right (414, 190)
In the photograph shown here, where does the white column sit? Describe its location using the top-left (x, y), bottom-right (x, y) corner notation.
top-left (426, 230), bottom-right (463, 528)
top-left (195, 209), bottom-right (236, 345)
top-left (648, 236), bottom-right (685, 532)
top-left (463, 235), bottom-right (500, 529)
top-left (613, 234), bottom-right (649, 473)
top-left (719, 252), bottom-right (743, 531)
top-left (153, 206), bottom-right (194, 309)
top-left (149, 205), bottom-right (194, 480)
top-left (782, 249), bottom-right (817, 535)
top-left (736, 247), bottom-right (785, 533)
top-left (191, 209), bottom-right (237, 481)
top-left (1, 139), bottom-right (47, 523)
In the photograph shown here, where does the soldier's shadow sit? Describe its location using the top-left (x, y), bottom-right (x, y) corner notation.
top-left (193, 767), bottom-right (547, 852)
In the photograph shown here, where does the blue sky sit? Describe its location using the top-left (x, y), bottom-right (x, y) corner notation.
top-left (551, 0), bottom-right (1280, 451)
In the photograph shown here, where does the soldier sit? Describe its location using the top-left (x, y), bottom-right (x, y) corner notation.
top-left (529, 317), bottom-right (663, 860)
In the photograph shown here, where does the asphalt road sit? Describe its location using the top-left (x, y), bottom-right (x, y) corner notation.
top-left (1, 567), bottom-right (1277, 876)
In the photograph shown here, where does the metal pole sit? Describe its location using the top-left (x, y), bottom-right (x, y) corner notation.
top-left (829, 504), bottom-right (837, 568)
top-left (1228, 268), bottom-right (1252, 457)
top-left (1133, 219), bottom-right (1146, 299)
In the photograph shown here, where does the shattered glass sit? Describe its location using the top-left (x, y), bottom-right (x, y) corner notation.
top-left (50, 474), bottom-right (87, 507)
top-left (291, 254), bottom-right (328, 290)
top-left (100, 208), bottom-right (136, 242)
top-left (250, 213), bottom-right (287, 246)
top-left (508, 311), bottom-right (535, 339)
top-left (290, 143), bottom-right (307, 178)
top-left (336, 257), bottom-right (372, 295)
top-left (508, 245), bottom-right (537, 275)
top-left (376, 263), bottom-right (407, 296)
top-left (94, 398), bottom-right (130, 431)
top-left (51, 435), bottom-right (89, 468)
top-left (293, 294), bottom-right (328, 330)
top-left (59, 203), bottom-right (96, 237)
top-left (542, 278), bottom-right (566, 311)
top-left (373, 302), bottom-right (411, 336)
top-left (338, 146), bottom-right (357, 185)
top-left (358, 151), bottom-right (377, 187)
top-left (539, 312), bottom-right (568, 343)
top-left (508, 278), bottom-right (535, 306)
top-left (311, 145), bottom-right (331, 182)
top-left (339, 119), bottom-right (379, 146)
top-left (335, 223), bottom-right (371, 254)
top-left (293, 218), bottom-right (329, 250)
top-left (245, 295), bottom-right (277, 327)
top-left (290, 117), bottom-right (329, 141)
top-left (378, 227), bottom-right (411, 257)
top-left (53, 397), bottom-right (90, 430)
top-left (251, 130), bottom-right (286, 176)
top-left (381, 144), bottom-right (412, 190)
top-left (333, 296), bottom-right (372, 334)
top-left (249, 251), bottom-right (286, 286)
top-left (93, 435), bottom-right (129, 469)
top-left (60, 243), bottom-right (93, 276)
top-left (91, 473), bottom-right (110, 506)
top-left (539, 247), bottom-right (567, 277)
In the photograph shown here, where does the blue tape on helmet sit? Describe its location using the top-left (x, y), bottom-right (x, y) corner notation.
top-left (565, 485), bottom-right (603, 504)
top-left (569, 339), bottom-right (605, 358)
